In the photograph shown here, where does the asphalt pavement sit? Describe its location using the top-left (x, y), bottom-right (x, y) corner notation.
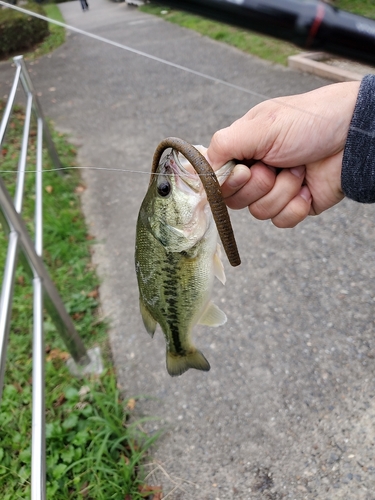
top-left (1, 1), bottom-right (375, 498)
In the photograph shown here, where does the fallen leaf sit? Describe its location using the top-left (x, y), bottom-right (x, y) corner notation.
top-left (87, 289), bottom-right (98, 298)
top-left (13, 382), bottom-right (23, 393)
top-left (138, 485), bottom-right (163, 497)
top-left (80, 482), bottom-right (89, 497)
top-left (46, 348), bottom-right (70, 362)
top-left (78, 385), bottom-right (90, 398)
top-left (127, 398), bottom-right (136, 411)
top-left (54, 393), bottom-right (66, 407)
top-left (75, 185), bottom-right (86, 194)
top-left (45, 185), bottom-right (53, 194)
top-left (17, 275), bottom-right (25, 286)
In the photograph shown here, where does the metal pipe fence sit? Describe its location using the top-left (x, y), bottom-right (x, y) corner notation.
top-left (0, 56), bottom-right (103, 500)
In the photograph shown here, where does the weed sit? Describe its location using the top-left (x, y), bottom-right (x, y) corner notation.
top-left (0, 102), bottom-right (157, 498)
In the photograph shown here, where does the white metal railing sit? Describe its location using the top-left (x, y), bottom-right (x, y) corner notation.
top-left (0, 56), bottom-right (103, 500)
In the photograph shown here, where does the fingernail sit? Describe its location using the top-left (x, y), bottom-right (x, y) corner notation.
top-left (299, 185), bottom-right (312, 202)
top-left (226, 165), bottom-right (251, 188)
top-left (290, 165), bottom-right (305, 178)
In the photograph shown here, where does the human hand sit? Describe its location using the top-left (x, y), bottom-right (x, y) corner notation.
top-left (207, 81), bottom-right (360, 227)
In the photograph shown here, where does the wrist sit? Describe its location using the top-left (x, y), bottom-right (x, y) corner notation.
top-left (342, 75), bottom-right (375, 203)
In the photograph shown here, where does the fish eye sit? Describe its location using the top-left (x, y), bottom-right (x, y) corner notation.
top-left (157, 181), bottom-right (171, 197)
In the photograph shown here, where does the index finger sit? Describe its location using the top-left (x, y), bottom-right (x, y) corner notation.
top-left (223, 161), bottom-right (277, 209)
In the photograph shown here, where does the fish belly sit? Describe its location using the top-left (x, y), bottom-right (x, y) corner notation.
top-left (135, 219), bottom-right (215, 375)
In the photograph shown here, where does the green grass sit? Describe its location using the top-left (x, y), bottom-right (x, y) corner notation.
top-left (336, 0), bottom-right (375, 19)
top-left (140, 1), bottom-right (375, 65)
top-left (25, 3), bottom-right (66, 60)
top-left (0, 103), bottom-right (158, 499)
top-left (140, 4), bottom-right (298, 65)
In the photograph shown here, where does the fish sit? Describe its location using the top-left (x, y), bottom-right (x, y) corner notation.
top-left (135, 144), bottom-right (235, 377)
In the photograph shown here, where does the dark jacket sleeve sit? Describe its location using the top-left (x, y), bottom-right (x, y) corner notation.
top-left (342, 74), bottom-right (375, 203)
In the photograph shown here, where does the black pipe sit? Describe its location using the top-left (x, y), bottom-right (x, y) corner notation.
top-left (154, 0), bottom-right (375, 65)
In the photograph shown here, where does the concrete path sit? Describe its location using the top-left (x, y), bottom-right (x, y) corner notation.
top-left (1, 2), bottom-right (375, 498)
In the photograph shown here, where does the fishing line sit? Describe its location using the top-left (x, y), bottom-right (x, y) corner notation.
top-left (0, 165), bottom-right (236, 178)
top-left (0, 2), bottom-right (369, 124)
top-left (0, 1), bottom-right (268, 100)
top-left (0, 166), bottom-right (151, 175)
top-left (0, 0), bottom-right (372, 180)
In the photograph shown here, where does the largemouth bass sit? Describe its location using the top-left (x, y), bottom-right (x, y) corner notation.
top-left (135, 143), bottom-right (235, 376)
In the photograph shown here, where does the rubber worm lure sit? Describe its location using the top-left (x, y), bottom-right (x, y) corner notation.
top-left (151, 137), bottom-right (241, 267)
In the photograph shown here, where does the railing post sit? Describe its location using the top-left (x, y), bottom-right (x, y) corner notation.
top-left (31, 118), bottom-right (46, 500)
top-left (13, 56), bottom-right (63, 174)
top-left (0, 63), bottom-right (21, 145)
top-left (0, 231), bottom-right (19, 401)
top-left (0, 63), bottom-right (23, 401)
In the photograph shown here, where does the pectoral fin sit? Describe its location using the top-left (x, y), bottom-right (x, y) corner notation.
top-left (139, 298), bottom-right (157, 337)
top-left (214, 243), bottom-right (226, 285)
top-left (198, 301), bottom-right (227, 327)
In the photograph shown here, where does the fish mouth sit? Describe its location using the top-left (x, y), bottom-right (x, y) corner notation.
top-left (167, 147), bottom-right (208, 194)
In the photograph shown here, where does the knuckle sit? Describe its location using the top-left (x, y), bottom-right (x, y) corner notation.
top-left (211, 128), bottom-right (229, 153)
top-left (272, 200), bottom-right (309, 228)
top-left (272, 218), bottom-right (298, 229)
top-left (258, 174), bottom-right (275, 195)
top-left (248, 200), bottom-right (271, 221)
top-left (251, 165), bottom-right (275, 195)
top-left (210, 129), bottom-right (222, 147)
top-left (226, 197), bottom-right (244, 210)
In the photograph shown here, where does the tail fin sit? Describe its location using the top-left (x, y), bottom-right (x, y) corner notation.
top-left (166, 349), bottom-right (210, 377)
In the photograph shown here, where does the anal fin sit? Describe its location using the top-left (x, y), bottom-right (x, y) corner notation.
top-left (198, 301), bottom-right (227, 327)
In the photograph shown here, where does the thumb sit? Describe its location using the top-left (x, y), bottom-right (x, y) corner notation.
top-left (207, 115), bottom-right (262, 170)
